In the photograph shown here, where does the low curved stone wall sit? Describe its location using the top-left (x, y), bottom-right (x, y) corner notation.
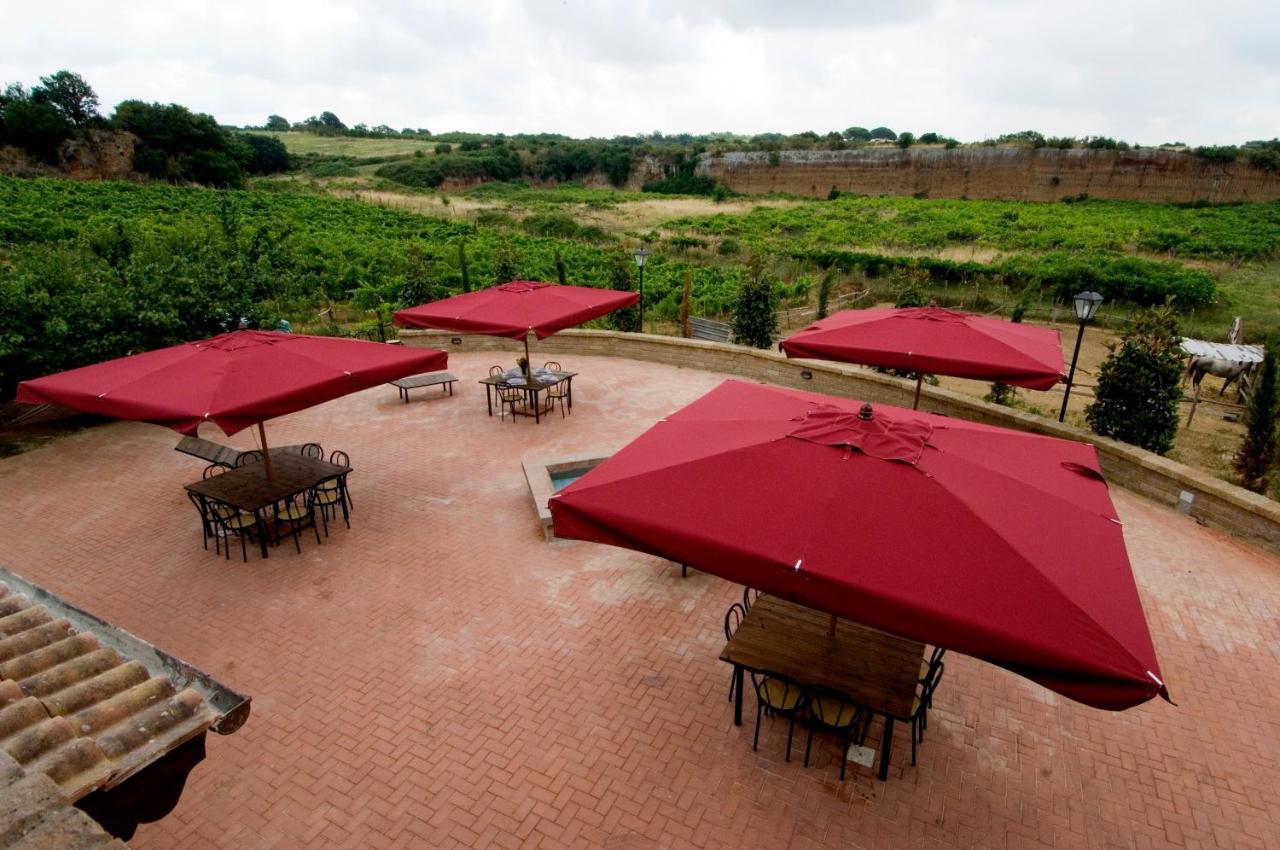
top-left (400, 328), bottom-right (1280, 557)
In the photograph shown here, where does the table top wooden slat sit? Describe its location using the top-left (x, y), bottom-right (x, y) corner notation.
top-left (391, 371), bottom-right (457, 389)
top-left (720, 595), bottom-right (925, 718)
top-left (184, 454), bottom-right (351, 513)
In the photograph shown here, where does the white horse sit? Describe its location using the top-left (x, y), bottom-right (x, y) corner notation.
top-left (1184, 356), bottom-right (1257, 402)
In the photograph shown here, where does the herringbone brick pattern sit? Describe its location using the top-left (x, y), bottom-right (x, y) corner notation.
top-left (0, 352), bottom-right (1277, 849)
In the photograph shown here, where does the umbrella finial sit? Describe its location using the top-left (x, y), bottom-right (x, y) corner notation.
top-left (858, 403), bottom-right (874, 420)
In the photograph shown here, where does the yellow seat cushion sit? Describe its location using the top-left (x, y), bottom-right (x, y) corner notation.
top-left (812, 698), bottom-right (858, 728)
top-left (315, 490), bottom-right (342, 505)
top-left (760, 679), bottom-right (803, 711)
top-left (317, 479), bottom-right (340, 492)
top-left (276, 505), bottom-right (310, 521)
top-left (223, 513), bottom-right (257, 531)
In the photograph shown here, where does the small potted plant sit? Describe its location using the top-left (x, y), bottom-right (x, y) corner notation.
top-left (517, 356), bottom-right (530, 379)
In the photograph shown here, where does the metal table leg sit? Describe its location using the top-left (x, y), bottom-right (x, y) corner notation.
top-left (879, 717), bottom-right (894, 780)
top-left (485, 384), bottom-right (493, 416)
top-left (532, 388), bottom-right (541, 424)
top-left (254, 509), bottom-right (269, 559)
top-left (733, 666), bottom-right (744, 726)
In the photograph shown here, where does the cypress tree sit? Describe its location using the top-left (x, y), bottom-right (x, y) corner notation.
top-left (1233, 343), bottom-right (1278, 493)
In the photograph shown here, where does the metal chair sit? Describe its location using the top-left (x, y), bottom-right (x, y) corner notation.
top-left (273, 490), bottom-right (321, 554)
top-left (300, 442), bottom-right (324, 459)
top-left (918, 647), bottom-right (946, 735)
top-left (909, 661), bottom-right (945, 765)
top-left (724, 603), bottom-right (746, 702)
top-left (751, 672), bottom-right (807, 761)
top-left (327, 450), bottom-right (352, 510)
top-left (496, 381), bottom-right (524, 422)
top-left (743, 587), bottom-right (760, 612)
top-left (313, 473), bottom-right (350, 535)
top-left (207, 499), bottom-right (260, 562)
top-left (202, 464), bottom-right (225, 480)
top-left (236, 450), bottom-right (263, 467)
top-left (489, 365), bottom-right (505, 377)
top-left (541, 362), bottom-right (569, 416)
top-left (803, 686), bottom-right (865, 780)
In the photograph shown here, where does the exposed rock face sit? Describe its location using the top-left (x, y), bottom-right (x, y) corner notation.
top-left (59, 130), bottom-right (136, 181)
top-left (696, 148), bottom-right (1280, 203)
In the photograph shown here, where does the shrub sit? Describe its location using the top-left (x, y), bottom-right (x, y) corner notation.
top-left (732, 256), bottom-right (778, 348)
top-left (1233, 343), bottom-right (1278, 493)
top-left (1086, 307), bottom-right (1184, 454)
top-left (897, 132), bottom-right (915, 149)
top-left (816, 266), bottom-right (835, 320)
top-left (240, 133), bottom-right (290, 174)
top-left (717, 238), bottom-right (740, 256)
top-left (435, 143), bottom-right (451, 154)
top-left (491, 239), bottom-right (520, 284)
top-left (606, 252), bottom-right (639, 332)
top-left (554, 248), bottom-right (568, 286)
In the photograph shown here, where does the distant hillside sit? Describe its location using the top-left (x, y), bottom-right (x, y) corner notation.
top-left (697, 147), bottom-right (1280, 203)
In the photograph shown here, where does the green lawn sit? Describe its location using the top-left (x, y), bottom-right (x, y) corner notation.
top-left (245, 131), bottom-right (436, 159)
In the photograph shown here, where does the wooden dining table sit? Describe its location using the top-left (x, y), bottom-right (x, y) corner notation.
top-left (184, 454), bottom-right (351, 558)
top-left (720, 594), bottom-right (926, 780)
top-left (478, 370), bottom-right (576, 424)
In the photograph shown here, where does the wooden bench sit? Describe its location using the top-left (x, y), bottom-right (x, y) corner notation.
top-left (390, 371), bottom-right (459, 403)
top-left (690, 317), bottom-right (732, 343)
top-left (175, 435), bottom-right (243, 468)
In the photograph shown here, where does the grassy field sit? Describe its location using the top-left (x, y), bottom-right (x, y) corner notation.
top-left (245, 131), bottom-right (436, 158)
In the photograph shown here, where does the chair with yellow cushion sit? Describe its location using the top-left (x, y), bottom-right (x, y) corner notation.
top-left (542, 361), bottom-right (570, 417)
top-left (204, 498), bottom-right (261, 562)
top-left (273, 490), bottom-right (321, 554)
top-left (313, 473), bottom-right (349, 535)
top-left (751, 672), bottom-right (807, 761)
top-left (803, 686), bottom-right (865, 780)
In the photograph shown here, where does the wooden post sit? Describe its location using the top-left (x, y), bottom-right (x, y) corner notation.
top-left (257, 422), bottom-right (274, 481)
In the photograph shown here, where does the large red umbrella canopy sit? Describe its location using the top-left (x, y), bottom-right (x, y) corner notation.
top-left (16, 330), bottom-right (448, 437)
top-left (551, 380), bottom-right (1167, 711)
top-left (781, 306), bottom-right (1066, 391)
top-left (393, 281), bottom-right (639, 341)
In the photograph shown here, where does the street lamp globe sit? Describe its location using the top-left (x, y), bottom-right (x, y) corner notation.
top-left (1073, 291), bottom-right (1104, 322)
top-left (633, 247), bottom-right (649, 268)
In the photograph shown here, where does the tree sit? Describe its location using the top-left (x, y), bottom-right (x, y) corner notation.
top-left (553, 248), bottom-right (568, 286)
top-left (399, 244), bottom-right (436, 307)
top-left (869, 126), bottom-right (897, 141)
top-left (491, 240), bottom-right (520, 284)
top-left (457, 239), bottom-right (471, 292)
top-left (112, 100), bottom-right (249, 187)
top-left (732, 256), bottom-right (779, 349)
top-left (1233, 343), bottom-right (1279, 493)
top-left (0, 91), bottom-right (70, 163)
top-left (816, 267), bottom-right (835, 320)
top-left (240, 133), bottom-right (290, 173)
top-left (607, 252), bottom-right (640, 332)
top-left (265, 114), bottom-right (289, 131)
top-left (34, 71), bottom-right (99, 126)
top-left (1086, 307), bottom-right (1184, 454)
top-left (843, 126), bottom-right (871, 141)
top-left (319, 111), bottom-right (345, 131)
top-left (896, 132), bottom-right (915, 149)
top-left (680, 270), bottom-right (692, 338)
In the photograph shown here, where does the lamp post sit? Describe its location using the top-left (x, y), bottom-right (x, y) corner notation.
top-left (632, 247), bottom-right (649, 333)
top-left (1059, 291), bottom-right (1104, 422)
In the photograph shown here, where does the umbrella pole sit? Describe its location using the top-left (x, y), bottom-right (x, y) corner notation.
top-left (257, 421), bottom-right (274, 481)
top-left (523, 335), bottom-right (531, 378)
top-left (913, 373), bottom-right (923, 410)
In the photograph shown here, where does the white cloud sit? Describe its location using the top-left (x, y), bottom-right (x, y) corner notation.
top-left (1, 0), bottom-right (1275, 144)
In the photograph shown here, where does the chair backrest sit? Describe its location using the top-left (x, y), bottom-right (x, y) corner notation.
top-left (751, 672), bottom-right (805, 712)
top-left (806, 685), bottom-right (860, 729)
top-left (329, 450), bottom-right (351, 468)
top-left (489, 365), bottom-right (505, 377)
top-left (543, 361), bottom-right (562, 372)
top-left (723, 602), bottom-right (746, 641)
top-left (921, 661), bottom-right (945, 703)
top-left (202, 464), bottom-right (225, 480)
top-left (300, 442), bottom-right (324, 460)
top-left (743, 587), bottom-right (760, 612)
top-left (187, 491), bottom-right (211, 520)
top-left (236, 450), bottom-right (263, 467)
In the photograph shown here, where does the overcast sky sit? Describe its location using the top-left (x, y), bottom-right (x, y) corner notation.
top-left (4, 0), bottom-right (1277, 145)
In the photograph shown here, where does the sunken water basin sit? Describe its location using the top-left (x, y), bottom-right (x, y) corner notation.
top-left (522, 451), bottom-right (612, 541)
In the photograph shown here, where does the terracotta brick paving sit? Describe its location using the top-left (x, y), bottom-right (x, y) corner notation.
top-left (1, 352), bottom-right (1278, 850)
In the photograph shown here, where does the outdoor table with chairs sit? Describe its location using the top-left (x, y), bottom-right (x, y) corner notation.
top-left (479, 364), bottom-right (577, 423)
top-left (184, 448), bottom-right (352, 560)
top-left (721, 593), bottom-right (945, 781)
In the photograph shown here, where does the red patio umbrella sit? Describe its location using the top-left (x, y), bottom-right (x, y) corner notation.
top-left (550, 379), bottom-right (1167, 711)
top-left (17, 330), bottom-right (447, 478)
top-left (393, 281), bottom-right (639, 367)
top-left (781, 306), bottom-right (1066, 408)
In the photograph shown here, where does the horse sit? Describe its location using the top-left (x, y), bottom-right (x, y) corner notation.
top-left (1184, 356), bottom-right (1257, 402)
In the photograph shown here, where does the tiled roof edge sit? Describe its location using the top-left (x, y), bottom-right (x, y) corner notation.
top-left (0, 567), bottom-right (250, 736)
